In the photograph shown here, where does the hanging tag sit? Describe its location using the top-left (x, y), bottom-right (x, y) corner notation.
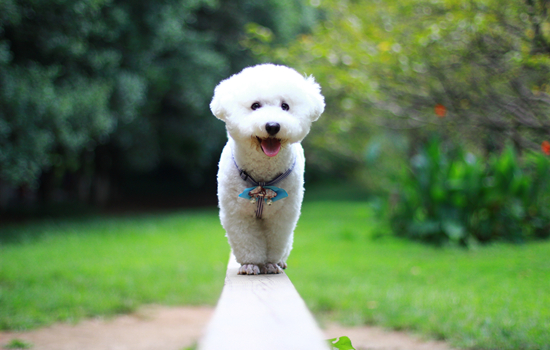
top-left (238, 185), bottom-right (288, 202)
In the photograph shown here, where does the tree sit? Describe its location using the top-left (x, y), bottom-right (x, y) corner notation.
top-left (250, 0), bottom-right (550, 181)
top-left (0, 0), bottom-right (319, 206)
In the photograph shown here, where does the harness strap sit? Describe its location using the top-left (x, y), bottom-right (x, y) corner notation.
top-left (233, 156), bottom-right (296, 187)
top-left (232, 155), bottom-right (296, 218)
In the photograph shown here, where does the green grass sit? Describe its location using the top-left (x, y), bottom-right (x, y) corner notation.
top-left (1, 202), bottom-right (549, 349)
top-left (3, 338), bottom-right (33, 349)
top-left (289, 202), bottom-right (550, 350)
top-left (0, 209), bottom-right (229, 330)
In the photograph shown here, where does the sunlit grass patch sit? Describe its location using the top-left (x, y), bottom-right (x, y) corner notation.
top-left (289, 202), bottom-right (550, 350)
top-left (0, 209), bottom-right (228, 330)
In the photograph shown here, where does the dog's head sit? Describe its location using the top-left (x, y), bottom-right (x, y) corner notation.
top-left (210, 64), bottom-right (325, 157)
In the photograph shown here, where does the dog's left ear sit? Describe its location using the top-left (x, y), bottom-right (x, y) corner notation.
top-left (210, 78), bottom-right (233, 121)
top-left (305, 76), bottom-right (325, 122)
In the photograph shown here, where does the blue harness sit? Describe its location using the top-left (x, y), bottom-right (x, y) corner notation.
top-left (232, 155), bottom-right (296, 219)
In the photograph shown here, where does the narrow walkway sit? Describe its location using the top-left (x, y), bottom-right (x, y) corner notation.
top-left (0, 306), bottom-right (456, 350)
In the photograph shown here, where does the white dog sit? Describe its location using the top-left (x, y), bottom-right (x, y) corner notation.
top-left (210, 64), bottom-right (325, 275)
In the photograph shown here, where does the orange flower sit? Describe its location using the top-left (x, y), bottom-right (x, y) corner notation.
top-left (542, 140), bottom-right (550, 155)
top-left (434, 104), bottom-right (446, 117)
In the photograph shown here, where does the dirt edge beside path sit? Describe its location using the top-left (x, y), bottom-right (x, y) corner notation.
top-left (0, 306), bottom-right (456, 350)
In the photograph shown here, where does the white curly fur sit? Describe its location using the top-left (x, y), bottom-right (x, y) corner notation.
top-left (211, 64), bottom-right (325, 274)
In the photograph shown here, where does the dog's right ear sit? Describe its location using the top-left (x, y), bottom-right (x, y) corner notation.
top-left (210, 78), bottom-right (233, 121)
top-left (305, 76), bottom-right (325, 122)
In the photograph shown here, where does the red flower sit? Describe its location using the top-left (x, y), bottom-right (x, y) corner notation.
top-left (542, 141), bottom-right (550, 155)
top-left (434, 104), bottom-right (446, 117)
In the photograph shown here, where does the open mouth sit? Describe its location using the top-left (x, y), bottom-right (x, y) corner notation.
top-left (256, 137), bottom-right (282, 157)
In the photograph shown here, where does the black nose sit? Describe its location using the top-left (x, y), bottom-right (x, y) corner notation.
top-left (265, 122), bottom-right (280, 136)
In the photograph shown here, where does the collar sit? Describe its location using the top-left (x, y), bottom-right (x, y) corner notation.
top-left (232, 154), bottom-right (296, 219)
top-left (232, 155), bottom-right (296, 187)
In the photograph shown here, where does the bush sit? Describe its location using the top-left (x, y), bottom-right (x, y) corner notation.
top-left (388, 138), bottom-right (550, 246)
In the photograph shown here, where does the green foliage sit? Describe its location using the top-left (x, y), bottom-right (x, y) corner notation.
top-left (180, 344), bottom-right (197, 350)
top-left (0, 0), bottom-right (319, 192)
top-left (388, 138), bottom-right (550, 245)
top-left (326, 336), bottom-right (355, 350)
top-left (247, 0), bottom-right (550, 184)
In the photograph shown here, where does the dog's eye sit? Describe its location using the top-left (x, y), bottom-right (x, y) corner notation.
top-left (251, 102), bottom-right (261, 110)
top-left (281, 103), bottom-right (290, 111)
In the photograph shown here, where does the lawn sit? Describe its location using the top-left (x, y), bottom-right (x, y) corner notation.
top-left (0, 209), bottom-right (229, 330)
top-left (1, 201), bottom-right (549, 349)
top-left (290, 202), bottom-right (550, 350)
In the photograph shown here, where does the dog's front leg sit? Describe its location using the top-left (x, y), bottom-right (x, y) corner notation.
top-left (223, 218), bottom-right (268, 275)
top-left (265, 229), bottom-right (293, 273)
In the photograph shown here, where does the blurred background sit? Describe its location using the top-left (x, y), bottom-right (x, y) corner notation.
top-left (1, 0), bottom-right (549, 241)
top-left (1, 0), bottom-right (313, 214)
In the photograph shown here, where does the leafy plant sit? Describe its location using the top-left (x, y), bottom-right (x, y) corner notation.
top-left (389, 137), bottom-right (550, 245)
top-left (326, 336), bottom-right (355, 350)
top-left (246, 0), bottom-right (550, 190)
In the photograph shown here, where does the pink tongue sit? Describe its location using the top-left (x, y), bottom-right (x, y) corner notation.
top-left (261, 138), bottom-right (281, 157)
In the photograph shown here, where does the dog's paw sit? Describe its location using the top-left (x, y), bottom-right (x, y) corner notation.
top-left (277, 261), bottom-right (287, 270)
top-left (238, 264), bottom-right (261, 275)
top-left (262, 263), bottom-right (283, 274)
